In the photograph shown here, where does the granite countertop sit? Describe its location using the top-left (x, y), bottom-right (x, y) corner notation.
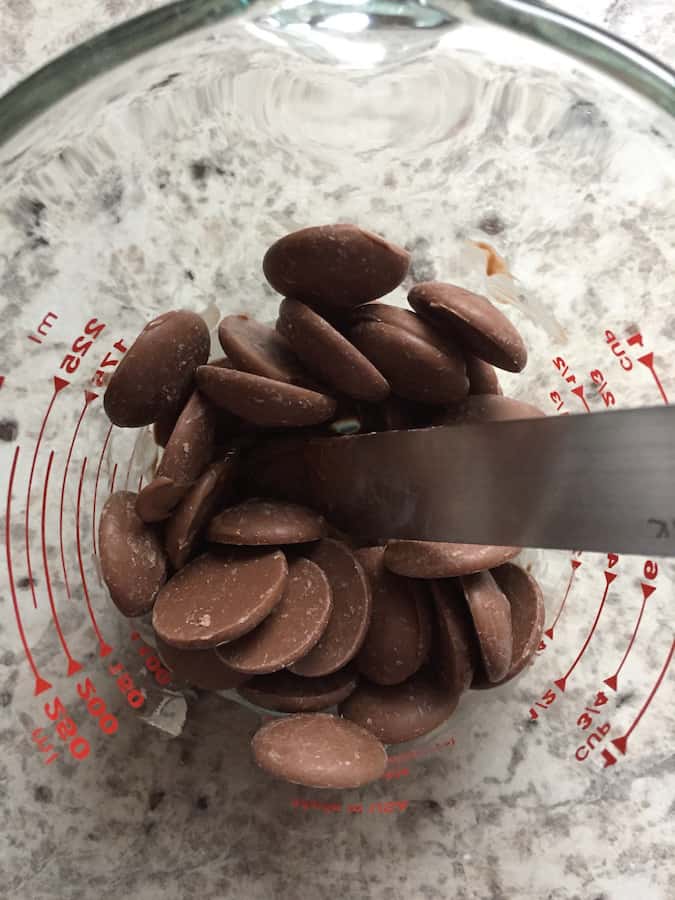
top-left (0, 3), bottom-right (674, 900)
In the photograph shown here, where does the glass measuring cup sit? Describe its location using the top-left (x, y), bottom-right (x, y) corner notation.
top-left (0, 1), bottom-right (674, 891)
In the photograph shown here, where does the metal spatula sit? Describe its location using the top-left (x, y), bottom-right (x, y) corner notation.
top-left (303, 405), bottom-right (675, 556)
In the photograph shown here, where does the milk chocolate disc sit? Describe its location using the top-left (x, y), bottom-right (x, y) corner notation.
top-left (238, 668), bottom-right (358, 712)
top-left (351, 320), bottom-right (468, 405)
top-left (252, 713), bottom-right (388, 788)
top-left (430, 580), bottom-right (477, 695)
top-left (218, 314), bottom-right (308, 384)
top-left (352, 304), bottom-right (470, 385)
top-left (207, 357), bottom-right (247, 441)
top-left (339, 668), bottom-right (459, 745)
top-left (153, 405), bottom-right (183, 448)
top-left (196, 365), bottom-right (336, 428)
top-left (216, 558), bottom-right (332, 674)
top-left (461, 570), bottom-right (513, 683)
top-left (466, 356), bottom-right (502, 395)
top-left (384, 541), bottom-right (520, 579)
top-left (408, 282), bottom-right (528, 373)
top-left (263, 224), bottom-right (410, 311)
top-left (351, 303), bottom-right (433, 338)
top-left (104, 310), bottom-right (210, 427)
top-left (165, 453), bottom-right (239, 569)
top-left (152, 549), bottom-right (287, 649)
top-left (99, 491), bottom-right (168, 616)
top-left (355, 547), bottom-right (429, 686)
top-left (154, 636), bottom-right (249, 691)
top-left (434, 394), bottom-right (544, 425)
top-left (207, 499), bottom-right (326, 546)
top-left (416, 590), bottom-right (433, 667)
top-left (136, 476), bottom-right (188, 524)
top-left (473, 562), bottom-right (545, 688)
top-left (277, 298), bottom-right (390, 403)
top-left (290, 539), bottom-right (372, 677)
top-left (156, 390), bottom-right (215, 487)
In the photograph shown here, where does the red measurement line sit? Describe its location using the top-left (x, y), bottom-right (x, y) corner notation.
top-left (58, 391), bottom-right (97, 600)
top-left (612, 637), bottom-right (674, 755)
top-left (24, 377), bottom-right (69, 608)
top-left (41, 450), bottom-right (82, 677)
top-left (91, 424), bottom-right (113, 557)
top-left (571, 385), bottom-right (591, 412)
top-left (604, 585), bottom-right (652, 691)
top-left (109, 463), bottom-right (118, 495)
top-left (75, 457), bottom-right (112, 657)
top-left (554, 570), bottom-right (615, 692)
top-left (5, 446), bottom-right (52, 696)
top-left (637, 353), bottom-right (669, 405)
top-left (544, 556), bottom-right (581, 640)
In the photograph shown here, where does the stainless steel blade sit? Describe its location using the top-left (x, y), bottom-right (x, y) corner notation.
top-left (303, 405), bottom-right (675, 556)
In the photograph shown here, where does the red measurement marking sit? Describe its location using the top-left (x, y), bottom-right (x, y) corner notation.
top-left (544, 555), bottom-right (581, 641)
top-left (575, 691), bottom-right (609, 731)
top-left (75, 457), bottom-right (112, 657)
top-left (529, 688), bottom-right (556, 719)
top-left (59, 318), bottom-right (106, 375)
top-left (5, 447), bottom-right (52, 696)
top-left (292, 799), bottom-right (343, 813)
top-left (637, 352), bottom-right (669, 404)
top-left (24, 376), bottom-right (69, 608)
top-left (291, 799), bottom-right (409, 815)
top-left (91, 424), bottom-right (113, 557)
top-left (368, 801), bottom-right (409, 815)
top-left (41, 696), bottom-right (91, 760)
top-left (589, 369), bottom-right (616, 408)
top-left (109, 463), bottom-right (118, 495)
top-left (31, 727), bottom-right (59, 764)
top-left (604, 582), bottom-right (654, 692)
top-left (386, 737), bottom-right (455, 766)
top-left (382, 767), bottom-right (410, 781)
top-left (554, 570), bottom-right (616, 693)
top-left (610, 637), bottom-right (674, 757)
top-left (106, 659), bottom-right (146, 708)
top-left (58, 390), bottom-right (98, 600)
top-left (549, 390), bottom-right (568, 414)
top-left (570, 384), bottom-right (591, 412)
top-left (0, 375), bottom-right (4, 390)
top-left (641, 582), bottom-right (656, 600)
top-left (574, 721), bottom-right (611, 763)
top-left (604, 330), bottom-right (634, 371)
top-left (133, 633), bottom-right (172, 686)
top-left (29, 311), bottom-right (59, 345)
top-left (76, 677), bottom-right (119, 734)
top-left (41, 451), bottom-right (82, 677)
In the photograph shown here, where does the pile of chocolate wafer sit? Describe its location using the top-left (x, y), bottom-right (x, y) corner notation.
top-left (99, 224), bottom-right (545, 790)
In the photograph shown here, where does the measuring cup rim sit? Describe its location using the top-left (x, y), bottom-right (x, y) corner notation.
top-left (0, 0), bottom-right (673, 154)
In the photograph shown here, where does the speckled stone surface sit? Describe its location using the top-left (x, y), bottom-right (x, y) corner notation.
top-left (0, 2), bottom-right (674, 899)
